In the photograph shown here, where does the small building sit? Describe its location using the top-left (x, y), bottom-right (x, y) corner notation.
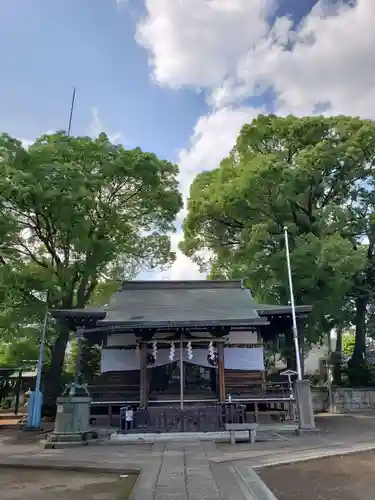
top-left (52, 280), bottom-right (311, 432)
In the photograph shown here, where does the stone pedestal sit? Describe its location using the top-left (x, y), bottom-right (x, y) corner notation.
top-left (46, 384), bottom-right (92, 446)
top-left (295, 379), bottom-right (315, 431)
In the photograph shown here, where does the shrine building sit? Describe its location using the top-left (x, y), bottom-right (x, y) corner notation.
top-left (51, 280), bottom-right (312, 433)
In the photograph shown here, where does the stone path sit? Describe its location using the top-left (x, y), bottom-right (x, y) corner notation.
top-left (2, 414), bottom-right (375, 499)
top-left (155, 442), bottom-right (221, 500)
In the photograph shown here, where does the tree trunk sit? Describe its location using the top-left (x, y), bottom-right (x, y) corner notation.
top-left (42, 322), bottom-right (71, 416)
top-left (333, 325), bottom-right (343, 386)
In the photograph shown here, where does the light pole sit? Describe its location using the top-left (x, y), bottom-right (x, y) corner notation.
top-left (284, 226), bottom-right (303, 381)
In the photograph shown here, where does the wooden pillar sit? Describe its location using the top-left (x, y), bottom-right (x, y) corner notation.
top-left (108, 403), bottom-right (113, 427)
top-left (179, 338), bottom-right (184, 410)
top-left (140, 342), bottom-right (148, 408)
top-left (217, 342), bottom-right (226, 403)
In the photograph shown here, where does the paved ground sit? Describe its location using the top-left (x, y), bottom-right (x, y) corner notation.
top-left (1, 413), bottom-right (375, 499)
top-left (259, 450), bottom-right (375, 500)
top-left (0, 468), bottom-right (137, 500)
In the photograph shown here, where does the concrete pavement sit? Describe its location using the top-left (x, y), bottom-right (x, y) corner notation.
top-left (1, 414), bottom-right (375, 499)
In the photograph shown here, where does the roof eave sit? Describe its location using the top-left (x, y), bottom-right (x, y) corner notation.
top-left (257, 305), bottom-right (312, 316)
top-left (97, 317), bottom-right (269, 329)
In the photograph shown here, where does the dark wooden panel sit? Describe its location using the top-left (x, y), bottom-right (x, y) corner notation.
top-left (89, 370), bottom-right (141, 401)
top-left (225, 370), bottom-right (265, 396)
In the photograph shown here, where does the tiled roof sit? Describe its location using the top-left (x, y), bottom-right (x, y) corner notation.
top-left (99, 280), bottom-right (267, 328)
top-left (50, 280), bottom-right (312, 331)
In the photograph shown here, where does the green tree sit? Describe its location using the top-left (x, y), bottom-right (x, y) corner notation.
top-left (0, 131), bottom-right (182, 406)
top-left (64, 338), bottom-right (101, 383)
top-left (342, 333), bottom-right (355, 357)
top-left (181, 115), bottom-right (373, 362)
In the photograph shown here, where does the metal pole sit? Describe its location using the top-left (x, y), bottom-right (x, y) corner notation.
top-left (327, 330), bottom-right (333, 412)
top-left (67, 87), bottom-right (76, 136)
top-left (29, 305), bottom-right (48, 428)
top-left (284, 226), bottom-right (303, 380)
top-left (35, 307), bottom-right (48, 395)
top-left (180, 338), bottom-right (184, 410)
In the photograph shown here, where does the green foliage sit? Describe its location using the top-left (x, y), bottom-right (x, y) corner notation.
top-left (342, 361), bottom-right (375, 387)
top-left (181, 115), bottom-right (375, 348)
top-left (0, 131), bottom-right (182, 400)
top-left (0, 337), bottom-right (40, 367)
top-left (342, 334), bottom-right (355, 357)
top-left (64, 339), bottom-right (101, 383)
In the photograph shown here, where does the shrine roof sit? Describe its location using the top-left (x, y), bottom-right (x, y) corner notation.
top-left (50, 280), bottom-right (312, 332)
top-left (101, 280), bottom-right (266, 328)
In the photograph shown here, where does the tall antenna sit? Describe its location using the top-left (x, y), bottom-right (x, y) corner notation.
top-left (67, 87), bottom-right (76, 136)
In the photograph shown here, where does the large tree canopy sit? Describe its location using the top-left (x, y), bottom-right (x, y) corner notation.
top-left (0, 131), bottom-right (182, 404)
top-left (181, 115), bottom-right (375, 360)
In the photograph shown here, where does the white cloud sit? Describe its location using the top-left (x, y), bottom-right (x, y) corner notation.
top-left (136, 0), bottom-right (275, 88)
top-left (150, 231), bottom-right (204, 280)
top-left (136, 0), bottom-right (375, 279)
top-left (212, 0), bottom-right (375, 116)
top-left (178, 106), bottom-right (262, 199)
top-left (89, 107), bottom-right (123, 144)
top-left (21, 138), bottom-right (34, 149)
top-left (158, 105), bottom-right (262, 281)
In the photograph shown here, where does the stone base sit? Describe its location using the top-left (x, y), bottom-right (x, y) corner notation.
top-left (110, 424), bottom-right (299, 443)
top-left (40, 439), bottom-right (90, 449)
top-left (294, 427), bottom-right (320, 436)
top-left (42, 430), bottom-right (98, 448)
top-left (295, 379), bottom-right (316, 430)
top-left (47, 431), bottom-right (92, 443)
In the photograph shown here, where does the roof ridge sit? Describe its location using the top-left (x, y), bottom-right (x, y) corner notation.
top-left (119, 280), bottom-right (243, 290)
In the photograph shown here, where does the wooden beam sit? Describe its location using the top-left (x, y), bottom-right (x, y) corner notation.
top-left (140, 342), bottom-right (148, 409)
top-left (217, 342), bottom-right (226, 403)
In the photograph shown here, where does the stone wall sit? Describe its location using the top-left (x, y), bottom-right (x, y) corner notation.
top-left (311, 387), bottom-right (375, 413)
top-left (331, 388), bottom-right (375, 412)
top-left (311, 388), bottom-right (329, 412)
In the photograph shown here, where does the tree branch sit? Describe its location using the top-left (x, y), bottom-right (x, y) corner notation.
top-left (14, 240), bottom-right (48, 268)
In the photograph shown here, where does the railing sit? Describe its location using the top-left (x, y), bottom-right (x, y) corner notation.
top-left (119, 403), bottom-right (246, 433)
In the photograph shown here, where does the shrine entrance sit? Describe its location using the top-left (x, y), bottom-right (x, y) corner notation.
top-left (149, 362), bottom-right (217, 402)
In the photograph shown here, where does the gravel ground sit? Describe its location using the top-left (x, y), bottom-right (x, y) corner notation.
top-left (258, 450), bottom-right (375, 500)
top-left (0, 468), bottom-right (137, 500)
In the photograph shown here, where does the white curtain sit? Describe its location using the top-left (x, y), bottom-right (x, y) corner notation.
top-left (100, 347), bottom-right (264, 373)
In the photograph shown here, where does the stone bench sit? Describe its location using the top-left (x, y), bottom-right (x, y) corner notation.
top-left (225, 423), bottom-right (258, 444)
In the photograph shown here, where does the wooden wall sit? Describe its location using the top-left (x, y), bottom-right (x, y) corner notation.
top-left (224, 369), bottom-right (265, 397)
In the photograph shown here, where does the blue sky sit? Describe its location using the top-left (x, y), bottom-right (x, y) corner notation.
top-left (1, 0), bottom-right (203, 159)
top-left (1, 0), bottom-right (320, 162)
top-left (1, 0), bottom-right (369, 279)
